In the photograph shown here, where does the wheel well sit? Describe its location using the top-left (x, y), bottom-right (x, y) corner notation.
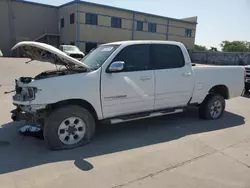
top-left (46, 99), bottom-right (98, 120)
top-left (209, 85), bottom-right (229, 99)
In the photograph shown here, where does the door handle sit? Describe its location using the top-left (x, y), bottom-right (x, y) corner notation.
top-left (140, 76), bottom-right (151, 81)
top-left (182, 72), bottom-right (192, 77)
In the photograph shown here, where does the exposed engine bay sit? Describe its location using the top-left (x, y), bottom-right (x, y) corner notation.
top-left (10, 41), bottom-right (91, 126)
top-left (34, 67), bottom-right (87, 80)
top-left (12, 67), bottom-right (87, 103)
top-left (18, 66), bottom-right (88, 84)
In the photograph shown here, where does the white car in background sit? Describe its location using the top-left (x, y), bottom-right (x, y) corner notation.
top-left (0, 49), bottom-right (3, 57)
top-left (59, 45), bottom-right (84, 59)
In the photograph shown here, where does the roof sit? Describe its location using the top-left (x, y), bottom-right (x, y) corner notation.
top-left (103, 40), bottom-right (182, 46)
top-left (15, 0), bottom-right (197, 24)
top-left (15, 0), bottom-right (57, 8)
top-left (70, 1), bottom-right (197, 24)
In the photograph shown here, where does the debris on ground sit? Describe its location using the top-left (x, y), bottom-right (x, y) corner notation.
top-left (19, 125), bottom-right (44, 140)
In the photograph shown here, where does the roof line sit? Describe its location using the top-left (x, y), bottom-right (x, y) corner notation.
top-left (14, 0), bottom-right (57, 8)
top-left (15, 0), bottom-right (197, 24)
top-left (58, 0), bottom-right (77, 8)
top-left (59, 0), bottom-right (197, 24)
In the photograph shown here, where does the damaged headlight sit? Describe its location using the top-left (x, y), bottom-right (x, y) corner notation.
top-left (13, 87), bottom-right (38, 101)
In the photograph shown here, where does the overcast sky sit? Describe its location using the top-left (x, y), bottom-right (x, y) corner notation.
top-left (28, 0), bottom-right (250, 49)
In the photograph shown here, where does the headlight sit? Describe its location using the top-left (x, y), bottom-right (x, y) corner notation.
top-left (13, 87), bottom-right (38, 101)
top-left (27, 87), bottom-right (38, 99)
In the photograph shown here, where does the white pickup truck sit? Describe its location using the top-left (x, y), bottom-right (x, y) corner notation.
top-left (11, 41), bottom-right (245, 150)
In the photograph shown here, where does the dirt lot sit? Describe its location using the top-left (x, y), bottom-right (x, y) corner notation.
top-left (0, 58), bottom-right (250, 188)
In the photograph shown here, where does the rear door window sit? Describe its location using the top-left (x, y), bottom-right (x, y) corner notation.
top-left (151, 44), bottom-right (185, 69)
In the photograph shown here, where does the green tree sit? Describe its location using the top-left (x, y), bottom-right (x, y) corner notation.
top-left (209, 47), bottom-right (218, 51)
top-left (194, 44), bottom-right (207, 51)
top-left (220, 41), bottom-right (250, 52)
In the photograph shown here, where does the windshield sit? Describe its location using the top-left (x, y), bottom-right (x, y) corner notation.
top-left (81, 45), bottom-right (119, 69)
top-left (63, 46), bottom-right (79, 51)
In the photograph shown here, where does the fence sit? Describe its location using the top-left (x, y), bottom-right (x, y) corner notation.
top-left (190, 52), bottom-right (250, 65)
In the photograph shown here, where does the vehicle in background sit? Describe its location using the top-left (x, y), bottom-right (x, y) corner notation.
top-left (59, 45), bottom-right (84, 59)
top-left (11, 41), bottom-right (245, 150)
top-left (0, 49), bottom-right (3, 57)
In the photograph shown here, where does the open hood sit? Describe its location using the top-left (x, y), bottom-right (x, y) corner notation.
top-left (12, 41), bottom-right (90, 69)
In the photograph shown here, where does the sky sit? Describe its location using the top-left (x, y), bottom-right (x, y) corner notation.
top-left (28, 0), bottom-right (250, 49)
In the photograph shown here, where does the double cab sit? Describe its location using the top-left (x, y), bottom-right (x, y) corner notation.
top-left (11, 40), bottom-right (245, 150)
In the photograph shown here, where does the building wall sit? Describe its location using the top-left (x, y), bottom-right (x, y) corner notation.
top-left (58, 3), bottom-right (77, 45)
top-left (0, 0), bottom-right (197, 56)
top-left (0, 0), bottom-right (58, 56)
top-left (12, 1), bottom-right (58, 42)
top-left (73, 2), bottom-right (197, 53)
top-left (77, 3), bottom-right (134, 52)
top-left (0, 0), bottom-right (12, 56)
top-left (133, 13), bottom-right (167, 41)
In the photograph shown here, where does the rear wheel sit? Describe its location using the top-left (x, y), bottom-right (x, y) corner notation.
top-left (44, 105), bottom-right (95, 150)
top-left (199, 94), bottom-right (225, 120)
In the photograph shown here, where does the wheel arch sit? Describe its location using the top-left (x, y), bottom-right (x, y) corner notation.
top-left (46, 99), bottom-right (98, 121)
top-left (208, 85), bottom-right (229, 99)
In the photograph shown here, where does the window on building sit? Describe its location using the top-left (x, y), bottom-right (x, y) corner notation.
top-left (60, 18), bottom-right (64, 28)
top-left (148, 23), bottom-right (157, 33)
top-left (137, 21), bottom-right (143, 31)
top-left (185, 29), bottom-right (192, 37)
top-left (111, 17), bottom-right (122, 28)
top-left (70, 13), bottom-right (75, 24)
top-left (86, 42), bottom-right (98, 53)
top-left (151, 44), bottom-right (185, 69)
top-left (86, 13), bottom-right (98, 25)
top-left (113, 44), bottom-right (150, 72)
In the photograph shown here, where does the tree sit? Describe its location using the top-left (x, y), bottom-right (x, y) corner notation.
top-left (209, 47), bottom-right (218, 51)
top-left (194, 44), bottom-right (207, 51)
top-left (220, 41), bottom-right (250, 52)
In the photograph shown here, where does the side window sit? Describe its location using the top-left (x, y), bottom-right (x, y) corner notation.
top-left (113, 44), bottom-right (150, 72)
top-left (148, 23), bottom-right (157, 33)
top-left (137, 21), bottom-right (143, 31)
top-left (185, 29), bottom-right (192, 37)
top-left (60, 18), bottom-right (64, 28)
top-left (70, 13), bottom-right (75, 24)
top-left (86, 13), bottom-right (98, 25)
top-left (151, 44), bottom-right (185, 69)
top-left (111, 17), bottom-right (122, 28)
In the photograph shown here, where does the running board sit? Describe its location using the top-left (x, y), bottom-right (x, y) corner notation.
top-left (109, 108), bottom-right (184, 124)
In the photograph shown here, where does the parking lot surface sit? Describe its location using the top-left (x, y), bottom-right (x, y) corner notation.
top-left (0, 58), bottom-right (250, 188)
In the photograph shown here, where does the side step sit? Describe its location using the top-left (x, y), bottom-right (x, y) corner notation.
top-left (108, 108), bottom-right (184, 124)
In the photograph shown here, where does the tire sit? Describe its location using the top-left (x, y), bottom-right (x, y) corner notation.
top-left (43, 105), bottom-right (95, 150)
top-left (199, 94), bottom-right (225, 120)
top-left (245, 86), bottom-right (250, 92)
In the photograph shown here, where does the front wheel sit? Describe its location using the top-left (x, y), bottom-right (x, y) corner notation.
top-left (43, 105), bottom-right (96, 150)
top-left (199, 94), bottom-right (225, 120)
top-left (245, 86), bottom-right (250, 93)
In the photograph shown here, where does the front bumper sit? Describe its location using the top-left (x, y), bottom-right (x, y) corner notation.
top-left (13, 102), bottom-right (47, 113)
top-left (11, 107), bottom-right (46, 125)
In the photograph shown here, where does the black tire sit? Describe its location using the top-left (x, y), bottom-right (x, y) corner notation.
top-left (199, 94), bottom-right (225, 120)
top-left (43, 105), bottom-right (95, 150)
top-left (245, 86), bottom-right (250, 92)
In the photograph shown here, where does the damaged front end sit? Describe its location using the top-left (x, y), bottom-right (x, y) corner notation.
top-left (11, 78), bottom-right (46, 126)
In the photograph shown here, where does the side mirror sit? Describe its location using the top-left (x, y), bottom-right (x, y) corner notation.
top-left (107, 61), bottom-right (125, 73)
